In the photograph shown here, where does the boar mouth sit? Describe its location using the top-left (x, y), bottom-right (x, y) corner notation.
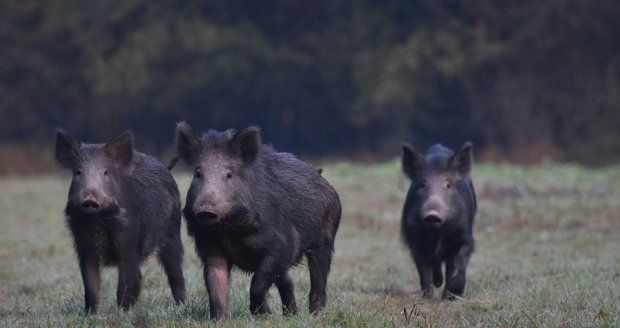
top-left (66, 200), bottom-right (120, 218)
top-left (423, 215), bottom-right (443, 226)
top-left (195, 211), bottom-right (219, 225)
top-left (193, 206), bottom-right (251, 227)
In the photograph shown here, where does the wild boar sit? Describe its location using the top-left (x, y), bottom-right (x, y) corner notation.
top-left (55, 129), bottom-right (185, 313)
top-left (175, 122), bottom-right (341, 319)
top-left (401, 142), bottom-right (476, 299)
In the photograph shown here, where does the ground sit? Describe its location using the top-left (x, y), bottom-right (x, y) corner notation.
top-left (1, 161), bottom-right (619, 327)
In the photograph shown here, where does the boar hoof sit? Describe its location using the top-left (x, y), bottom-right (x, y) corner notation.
top-left (421, 288), bottom-right (434, 298)
top-left (442, 290), bottom-right (461, 301)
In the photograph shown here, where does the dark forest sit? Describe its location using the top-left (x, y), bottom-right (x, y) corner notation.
top-left (2, 1), bottom-right (619, 173)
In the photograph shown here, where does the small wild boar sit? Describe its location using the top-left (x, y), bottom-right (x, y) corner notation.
top-left (174, 122), bottom-right (341, 319)
top-left (55, 129), bottom-right (185, 313)
top-left (400, 142), bottom-right (476, 299)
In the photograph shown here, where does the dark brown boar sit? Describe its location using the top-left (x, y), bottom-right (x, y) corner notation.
top-left (174, 122), bottom-right (341, 319)
top-left (401, 142), bottom-right (477, 300)
top-left (55, 129), bottom-right (185, 313)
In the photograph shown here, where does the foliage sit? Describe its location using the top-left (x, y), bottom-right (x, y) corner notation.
top-left (1, 1), bottom-right (619, 163)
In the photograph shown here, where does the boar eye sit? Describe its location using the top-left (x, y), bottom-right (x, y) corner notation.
top-left (194, 169), bottom-right (202, 179)
top-left (74, 169), bottom-right (82, 177)
top-left (445, 181), bottom-right (452, 189)
top-left (103, 170), bottom-right (108, 176)
top-left (419, 181), bottom-right (427, 189)
top-left (225, 172), bottom-right (233, 180)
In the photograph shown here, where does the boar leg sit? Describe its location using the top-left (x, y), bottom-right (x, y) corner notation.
top-left (117, 249), bottom-right (142, 310)
top-left (77, 250), bottom-right (101, 314)
top-left (432, 260), bottom-right (443, 288)
top-left (250, 273), bottom-right (273, 315)
top-left (443, 242), bottom-right (473, 300)
top-left (203, 254), bottom-right (231, 320)
top-left (250, 257), bottom-right (278, 315)
top-left (307, 240), bottom-right (334, 314)
top-left (275, 271), bottom-right (298, 315)
top-left (411, 248), bottom-right (434, 298)
top-left (158, 236), bottom-right (186, 305)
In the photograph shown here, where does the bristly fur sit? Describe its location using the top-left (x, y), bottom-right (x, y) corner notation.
top-left (56, 129), bottom-right (186, 314)
top-left (175, 122), bottom-right (342, 319)
top-left (401, 142), bottom-right (476, 300)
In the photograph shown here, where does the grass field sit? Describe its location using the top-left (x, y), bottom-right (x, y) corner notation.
top-left (1, 161), bottom-right (619, 327)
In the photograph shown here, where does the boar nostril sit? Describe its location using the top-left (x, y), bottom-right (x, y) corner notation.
top-left (424, 215), bottom-right (442, 224)
top-left (81, 200), bottom-right (100, 209)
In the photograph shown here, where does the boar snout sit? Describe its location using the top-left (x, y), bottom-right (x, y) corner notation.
top-left (192, 189), bottom-right (228, 225)
top-left (421, 194), bottom-right (450, 226)
top-left (423, 213), bottom-right (443, 225)
top-left (70, 190), bottom-right (119, 217)
top-left (76, 192), bottom-right (106, 214)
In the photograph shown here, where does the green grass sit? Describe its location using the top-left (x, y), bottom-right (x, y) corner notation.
top-left (1, 161), bottom-right (619, 327)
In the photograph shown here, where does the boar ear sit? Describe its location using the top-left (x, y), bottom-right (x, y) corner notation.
top-left (175, 121), bottom-right (201, 165)
top-left (402, 142), bottom-right (424, 180)
top-left (230, 126), bottom-right (261, 165)
top-left (55, 128), bottom-right (81, 169)
top-left (105, 131), bottom-right (134, 167)
top-left (450, 142), bottom-right (473, 178)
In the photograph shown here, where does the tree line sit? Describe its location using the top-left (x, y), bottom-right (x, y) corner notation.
top-left (1, 0), bottom-right (619, 168)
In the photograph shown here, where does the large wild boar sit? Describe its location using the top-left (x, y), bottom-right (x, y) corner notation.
top-left (55, 129), bottom-right (185, 313)
top-left (174, 122), bottom-right (341, 319)
top-left (400, 142), bottom-right (476, 299)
